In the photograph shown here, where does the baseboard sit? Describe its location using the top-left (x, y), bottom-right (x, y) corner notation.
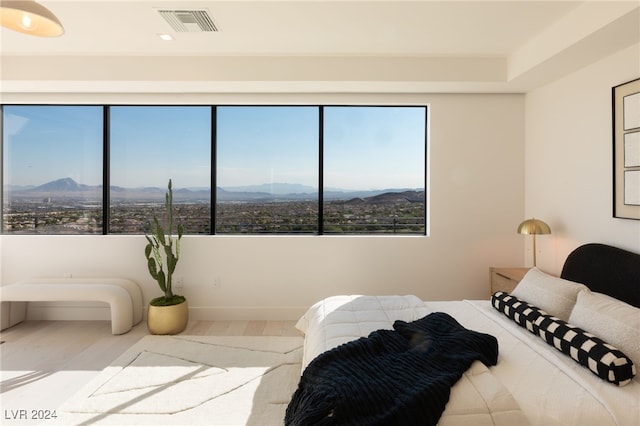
top-left (187, 306), bottom-right (307, 321)
top-left (23, 302), bottom-right (307, 321)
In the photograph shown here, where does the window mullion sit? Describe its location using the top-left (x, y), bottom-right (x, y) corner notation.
top-left (318, 106), bottom-right (324, 235)
top-left (103, 106), bottom-right (110, 235)
top-left (211, 106), bottom-right (217, 235)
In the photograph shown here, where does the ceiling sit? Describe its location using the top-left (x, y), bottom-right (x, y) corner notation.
top-left (1, 1), bottom-right (639, 95)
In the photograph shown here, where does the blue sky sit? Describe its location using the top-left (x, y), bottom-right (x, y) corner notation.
top-left (216, 106), bottom-right (318, 188)
top-left (3, 106), bottom-right (104, 187)
top-left (324, 106), bottom-right (425, 190)
top-left (110, 106), bottom-right (211, 188)
top-left (3, 105), bottom-right (425, 191)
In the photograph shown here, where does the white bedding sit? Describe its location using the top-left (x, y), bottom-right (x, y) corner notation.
top-left (296, 295), bottom-right (640, 426)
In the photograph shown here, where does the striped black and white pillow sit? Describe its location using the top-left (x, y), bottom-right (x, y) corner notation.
top-left (492, 291), bottom-right (636, 386)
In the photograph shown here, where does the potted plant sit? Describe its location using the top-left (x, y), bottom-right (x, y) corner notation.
top-left (144, 179), bottom-right (188, 334)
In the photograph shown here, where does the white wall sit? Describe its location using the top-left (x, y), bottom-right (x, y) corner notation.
top-left (0, 93), bottom-right (525, 320)
top-left (525, 43), bottom-right (640, 275)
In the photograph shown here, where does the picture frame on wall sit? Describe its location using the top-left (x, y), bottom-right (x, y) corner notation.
top-left (613, 78), bottom-right (640, 220)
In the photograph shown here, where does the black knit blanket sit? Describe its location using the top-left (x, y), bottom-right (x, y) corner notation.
top-left (285, 312), bottom-right (498, 426)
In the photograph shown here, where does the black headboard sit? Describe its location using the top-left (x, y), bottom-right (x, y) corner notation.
top-left (560, 243), bottom-right (640, 308)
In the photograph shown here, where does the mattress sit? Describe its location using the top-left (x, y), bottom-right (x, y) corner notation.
top-left (295, 295), bottom-right (640, 426)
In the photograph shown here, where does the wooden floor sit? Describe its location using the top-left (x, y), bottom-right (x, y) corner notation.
top-left (0, 320), bottom-right (300, 425)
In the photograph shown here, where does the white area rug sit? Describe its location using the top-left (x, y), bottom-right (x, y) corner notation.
top-left (56, 335), bottom-right (303, 425)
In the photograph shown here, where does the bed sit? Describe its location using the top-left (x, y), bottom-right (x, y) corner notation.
top-left (286, 243), bottom-right (640, 425)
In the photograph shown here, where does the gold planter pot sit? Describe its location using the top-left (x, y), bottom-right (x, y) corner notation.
top-left (147, 300), bottom-right (189, 335)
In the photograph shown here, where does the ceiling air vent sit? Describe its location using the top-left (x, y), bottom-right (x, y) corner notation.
top-left (158, 9), bottom-right (218, 32)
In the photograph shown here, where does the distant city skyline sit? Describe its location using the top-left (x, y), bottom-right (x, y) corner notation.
top-left (3, 105), bottom-right (426, 191)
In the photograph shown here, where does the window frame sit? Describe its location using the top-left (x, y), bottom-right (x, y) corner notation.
top-left (319, 105), bottom-right (428, 235)
top-left (107, 104), bottom-right (213, 235)
top-left (1, 104), bottom-right (106, 235)
top-left (214, 105), bottom-right (321, 235)
top-left (1, 104), bottom-right (428, 236)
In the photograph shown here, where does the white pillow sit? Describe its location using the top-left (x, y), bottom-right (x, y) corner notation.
top-left (511, 267), bottom-right (587, 321)
top-left (569, 289), bottom-right (640, 382)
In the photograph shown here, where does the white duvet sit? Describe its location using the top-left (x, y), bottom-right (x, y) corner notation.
top-left (296, 295), bottom-right (640, 426)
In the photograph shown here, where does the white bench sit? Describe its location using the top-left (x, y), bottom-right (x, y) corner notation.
top-left (0, 278), bottom-right (143, 335)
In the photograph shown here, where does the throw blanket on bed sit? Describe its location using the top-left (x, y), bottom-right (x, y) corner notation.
top-left (285, 312), bottom-right (498, 426)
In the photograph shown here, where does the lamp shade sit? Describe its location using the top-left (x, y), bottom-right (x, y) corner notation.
top-left (517, 218), bottom-right (551, 235)
top-left (1, 0), bottom-right (64, 37)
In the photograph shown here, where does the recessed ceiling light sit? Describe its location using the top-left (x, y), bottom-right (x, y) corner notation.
top-left (158, 33), bottom-right (173, 41)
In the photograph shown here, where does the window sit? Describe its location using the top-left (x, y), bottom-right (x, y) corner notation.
top-left (323, 106), bottom-right (426, 234)
top-left (109, 106), bottom-right (212, 234)
top-left (1, 104), bottom-right (427, 236)
top-left (2, 105), bottom-right (103, 234)
top-left (216, 106), bottom-right (319, 234)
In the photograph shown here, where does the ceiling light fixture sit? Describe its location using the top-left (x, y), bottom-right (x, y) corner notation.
top-left (0, 0), bottom-right (64, 37)
top-left (158, 33), bottom-right (174, 41)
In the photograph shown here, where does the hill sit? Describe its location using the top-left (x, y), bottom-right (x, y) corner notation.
top-left (8, 178), bottom-right (424, 203)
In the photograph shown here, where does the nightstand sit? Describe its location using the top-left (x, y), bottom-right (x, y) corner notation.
top-left (490, 267), bottom-right (530, 295)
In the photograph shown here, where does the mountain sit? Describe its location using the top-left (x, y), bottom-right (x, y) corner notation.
top-left (111, 187), bottom-right (209, 202)
top-left (32, 177), bottom-right (97, 192)
top-left (366, 190), bottom-right (424, 203)
top-left (224, 183), bottom-right (316, 195)
top-left (217, 187), bottom-right (272, 201)
top-left (343, 190), bottom-right (425, 205)
top-left (7, 178), bottom-right (424, 203)
top-left (4, 184), bottom-right (36, 191)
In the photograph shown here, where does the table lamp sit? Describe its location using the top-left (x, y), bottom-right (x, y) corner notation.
top-left (517, 218), bottom-right (551, 267)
